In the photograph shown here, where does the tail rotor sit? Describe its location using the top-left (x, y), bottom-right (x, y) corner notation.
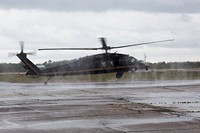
top-left (8, 41), bottom-right (36, 57)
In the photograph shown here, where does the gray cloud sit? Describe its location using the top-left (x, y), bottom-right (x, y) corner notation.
top-left (0, 1), bottom-right (200, 63)
top-left (0, 0), bottom-right (200, 13)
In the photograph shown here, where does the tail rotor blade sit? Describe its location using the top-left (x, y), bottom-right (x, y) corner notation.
top-left (8, 53), bottom-right (17, 57)
top-left (19, 41), bottom-right (24, 52)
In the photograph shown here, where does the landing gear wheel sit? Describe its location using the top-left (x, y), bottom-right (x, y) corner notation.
top-left (145, 66), bottom-right (149, 71)
top-left (44, 77), bottom-right (51, 85)
top-left (116, 72), bottom-right (124, 78)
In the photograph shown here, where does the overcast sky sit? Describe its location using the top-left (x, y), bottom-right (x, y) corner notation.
top-left (0, 0), bottom-right (200, 63)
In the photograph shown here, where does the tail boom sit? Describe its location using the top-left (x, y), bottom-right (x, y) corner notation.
top-left (17, 53), bottom-right (41, 76)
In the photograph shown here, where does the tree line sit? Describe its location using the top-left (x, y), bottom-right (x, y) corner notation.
top-left (149, 61), bottom-right (200, 69)
top-left (0, 61), bottom-right (199, 73)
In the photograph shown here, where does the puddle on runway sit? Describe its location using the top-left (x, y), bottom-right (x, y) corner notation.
top-left (0, 117), bottom-right (188, 130)
top-left (0, 80), bottom-right (199, 132)
top-left (27, 117), bottom-right (187, 130)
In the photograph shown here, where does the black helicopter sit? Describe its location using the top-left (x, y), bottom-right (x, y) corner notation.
top-left (15, 38), bottom-right (173, 83)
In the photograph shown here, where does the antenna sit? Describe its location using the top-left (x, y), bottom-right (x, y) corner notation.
top-left (144, 53), bottom-right (147, 63)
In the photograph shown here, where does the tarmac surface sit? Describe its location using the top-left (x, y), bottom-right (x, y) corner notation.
top-left (0, 80), bottom-right (200, 133)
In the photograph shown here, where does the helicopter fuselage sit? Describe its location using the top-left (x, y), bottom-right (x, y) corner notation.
top-left (14, 37), bottom-right (174, 84)
top-left (18, 52), bottom-right (149, 78)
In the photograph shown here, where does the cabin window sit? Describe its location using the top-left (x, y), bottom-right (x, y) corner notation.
top-left (107, 61), bottom-right (114, 67)
top-left (101, 61), bottom-right (106, 67)
top-left (101, 61), bottom-right (114, 67)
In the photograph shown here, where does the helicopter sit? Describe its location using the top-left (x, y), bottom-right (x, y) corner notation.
top-left (15, 37), bottom-right (174, 84)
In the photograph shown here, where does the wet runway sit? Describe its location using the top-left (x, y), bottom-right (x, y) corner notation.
top-left (0, 80), bottom-right (200, 133)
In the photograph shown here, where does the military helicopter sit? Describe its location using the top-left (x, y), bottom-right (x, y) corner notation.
top-left (15, 38), bottom-right (174, 84)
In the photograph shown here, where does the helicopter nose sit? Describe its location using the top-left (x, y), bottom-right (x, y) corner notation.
top-left (139, 60), bottom-right (145, 63)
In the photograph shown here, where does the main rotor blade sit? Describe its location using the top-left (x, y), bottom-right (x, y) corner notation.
top-left (26, 51), bottom-right (37, 55)
top-left (39, 48), bottom-right (100, 51)
top-left (38, 39), bottom-right (174, 51)
top-left (110, 39), bottom-right (175, 49)
top-left (99, 37), bottom-right (107, 48)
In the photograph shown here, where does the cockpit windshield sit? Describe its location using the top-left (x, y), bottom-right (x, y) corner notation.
top-left (119, 56), bottom-right (132, 65)
top-left (139, 60), bottom-right (144, 63)
top-left (131, 57), bottom-right (137, 63)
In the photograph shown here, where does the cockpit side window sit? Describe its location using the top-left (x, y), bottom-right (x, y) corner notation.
top-left (131, 57), bottom-right (137, 63)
